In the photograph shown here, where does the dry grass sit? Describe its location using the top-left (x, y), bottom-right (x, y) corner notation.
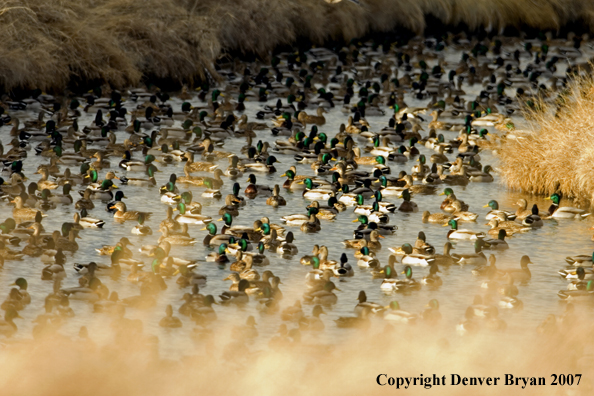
top-left (0, 0), bottom-right (594, 91)
top-left (499, 70), bottom-right (594, 206)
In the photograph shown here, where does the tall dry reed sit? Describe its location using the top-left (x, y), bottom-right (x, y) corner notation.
top-left (499, 70), bottom-right (594, 207)
top-left (1, 0), bottom-right (594, 91)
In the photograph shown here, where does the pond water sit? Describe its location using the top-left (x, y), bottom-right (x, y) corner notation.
top-left (0, 36), bottom-right (591, 358)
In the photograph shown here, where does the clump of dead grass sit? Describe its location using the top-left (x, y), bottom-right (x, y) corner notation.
top-left (499, 69), bottom-right (594, 206)
top-left (1, 0), bottom-right (594, 91)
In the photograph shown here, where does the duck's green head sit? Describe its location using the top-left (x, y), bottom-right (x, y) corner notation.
top-left (342, 184), bottom-right (350, 194)
top-left (360, 246), bottom-right (370, 256)
top-left (375, 156), bottom-right (386, 166)
top-left (356, 194), bottom-right (364, 206)
top-left (401, 243), bottom-right (413, 254)
top-left (312, 256), bottom-right (320, 269)
top-left (484, 200), bottom-right (499, 210)
top-left (546, 193), bottom-right (561, 205)
top-left (165, 181), bottom-right (175, 193)
top-left (88, 169), bottom-right (99, 183)
top-left (12, 278), bottom-right (27, 290)
top-left (322, 153), bottom-right (333, 165)
top-left (266, 156), bottom-right (279, 166)
top-left (205, 222), bottom-right (217, 235)
top-left (587, 280), bottom-right (594, 292)
top-left (354, 215), bottom-right (368, 225)
top-left (232, 182), bottom-right (240, 197)
top-left (402, 265), bottom-right (413, 279)
top-left (303, 178), bottom-right (314, 190)
top-left (389, 301), bottom-right (400, 311)
top-left (146, 164), bottom-right (158, 178)
top-left (445, 218), bottom-right (458, 229)
top-left (220, 212), bottom-right (233, 226)
top-left (257, 241), bottom-right (265, 254)
top-left (281, 169), bottom-right (295, 180)
top-left (218, 243), bottom-right (227, 255)
top-left (181, 191), bottom-right (192, 205)
top-left (440, 188), bottom-right (453, 197)
top-left (307, 206), bottom-right (319, 216)
top-left (379, 175), bottom-right (388, 187)
top-left (247, 174), bottom-right (257, 184)
top-left (417, 154), bottom-right (426, 165)
top-left (152, 247), bottom-right (167, 261)
top-left (400, 189), bottom-right (411, 202)
top-left (176, 202), bottom-right (187, 215)
top-left (384, 265), bottom-right (393, 278)
top-left (260, 223), bottom-right (271, 236)
top-left (100, 179), bottom-right (116, 190)
top-left (137, 213), bottom-right (147, 226)
top-left (372, 201), bottom-right (380, 212)
top-left (237, 238), bottom-right (248, 252)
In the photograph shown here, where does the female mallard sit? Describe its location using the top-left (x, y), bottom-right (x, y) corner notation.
top-left (343, 230), bottom-right (384, 250)
top-left (398, 175), bottom-right (436, 195)
top-left (300, 214), bottom-right (321, 233)
top-left (266, 185), bottom-right (287, 207)
top-left (110, 202), bottom-right (152, 221)
top-left (298, 107), bottom-right (327, 125)
top-left (304, 281), bottom-right (339, 305)
top-left (11, 197), bottom-right (41, 220)
top-left (184, 152), bottom-right (217, 173)
top-left (159, 305), bottom-right (182, 328)
top-left (485, 218), bottom-right (530, 236)
top-left (443, 219), bottom-right (485, 240)
top-left (175, 202), bottom-right (212, 225)
top-left (398, 189), bottom-right (418, 212)
top-left (483, 200), bottom-right (516, 220)
top-left (450, 200), bottom-right (478, 222)
top-left (49, 183), bottom-right (74, 204)
top-left (545, 193), bottom-right (590, 219)
top-left (36, 168), bottom-right (59, 190)
top-left (422, 210), bottom-right (453, 224)
top-left (422, 262), bottom-right (442, 286)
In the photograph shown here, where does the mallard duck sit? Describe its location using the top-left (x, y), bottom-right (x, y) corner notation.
top-left (110, 202), bottom-right (152, 221)
top-left (469, 165), bottom-right (494, 182)
top-left (220, 279), bottom-right (250, 305)
top-left (159, 228), bottom-right (197, 246)
top-left (485, 218), bottom-right (530, 236)
top-left (451, 239), bottom-right (488, 266)
top-left (159, 305), bottom-right (182, 328)
top-left (245, 173), bottom-right (272, 196)
top-left (422, 210), bottom-right (454, 223)
top-left (174, 202), bottom-right (212, 225)
top-left (483, 229), bottom-right (509, 250)
top-left (501, 255), bottom-right (533, 282)
top-left (483, 200), bottom-right (516, 220)
top-left (383, 301), bottom-right (418, 324)
top-left (266, 184), bottom-right (287, 207)
top-left (443, 219), bottom-right (485, 240)
top-left (202, 223), bottom-right (234, 247)
top-left (11, 197), bottom-right (42, 220)
top-left (131, 213), bottom-right (152, 236)
top-left (343, 230), bottom-right (384, 250)
top-left (300, 214), bottom-right (321, 233)
top-left (298, 107), bottom-right (327, 125)
top-left (49, 183), bottom-right (74, 204)
top-left (76, 209), bottom-right (105, 228)
top-left (120, 164), bottom-right (158, 187)
top-left (398, 174), bottom-right (436, 195)
top-left (545, 193), bottom-right (590, 218)
top-left (396, 189), bottom-right (418, 212)
top-left (433, 242), bottom-right (456, 266)
top-left (450, 200), bottom-right (478, 222)
top-left (36, 168), bottom-right (59, 190)
top-left (304, 281), bottom-right (339, 305)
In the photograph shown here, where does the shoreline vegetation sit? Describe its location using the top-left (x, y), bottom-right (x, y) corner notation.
top-left (1, 0), bottom-right (594, 92)
top-left (499, 73), bottom-right (594, 207)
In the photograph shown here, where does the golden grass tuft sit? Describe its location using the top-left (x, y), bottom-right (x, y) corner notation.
top-left (498, 69), bottom-right (594, 207)
top-left (1, 0), bottom-right (594, 90)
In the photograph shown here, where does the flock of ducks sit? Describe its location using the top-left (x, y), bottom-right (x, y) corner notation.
top-left (0, 30), bottom-right (592, 347)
